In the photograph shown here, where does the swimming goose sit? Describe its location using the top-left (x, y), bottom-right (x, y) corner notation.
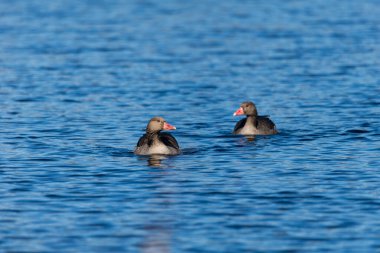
top-left (233, 101), bottom-right (278, 135)
top-left (134, 117), bottom-right (180, 155)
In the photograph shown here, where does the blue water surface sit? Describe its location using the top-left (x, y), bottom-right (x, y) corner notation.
top-left (1, 0), bottom-right (380, 252)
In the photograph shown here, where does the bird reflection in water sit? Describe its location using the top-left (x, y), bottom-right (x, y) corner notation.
top-left (140, 224), bottom-right (172, 253)
top-left (245, 135), bottom-right (256, 142)
top-left (237, 135), bottom-right (256, 144)
top-left (147, 155), bottom-right (167, 167)
top-left (139, 168), bottom-right (176, 253)
top-left (137, 155), bottom-right (169, 167)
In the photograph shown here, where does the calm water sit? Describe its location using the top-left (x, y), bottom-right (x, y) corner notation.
top-left (1, 0), bottom-right (380, 252)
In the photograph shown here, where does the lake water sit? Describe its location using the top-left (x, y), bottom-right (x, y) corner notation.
top-left (1, 0), bottom-right (380, 252)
